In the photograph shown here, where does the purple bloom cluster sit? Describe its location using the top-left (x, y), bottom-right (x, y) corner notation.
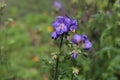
top-left (71, 34), bottom-right (92, 50)
top-left (51, 16), bottom-right (92, 60)
top-left (51, 16), bottom-right (78, 40)
top-left (71, 34), bottom-right (92, 59)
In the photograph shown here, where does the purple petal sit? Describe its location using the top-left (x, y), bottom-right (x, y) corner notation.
top-left (71, 39), bottom-right (77, 44)
top-left (72, 34), bottom-right (82, 44)
top-left (72, 52), bottom-right (78, 59)
top-left (56, 16), bottom-right (64, 23)
top-left (51, 31), bottom-right (58, 40)
top-left (52, 21), bottom-right (60, 28)
top-left (70, 25), bottom-right (78, 31)
top-left (81, 34), bottom-right (88, 41)
top-left (56, 16), bottom-right (64, 19)
top-left (62, 25), bottom-right (68, 32)
top-left (56, 27), bottom-right (63, 35)
top-left (71, 19), bottom-right (77, 25)
top-left (69, 19), bottom-right (78, 31)
top-left (64, 17), bottom-right (71, 25)
top-left (83, 40), bottom-right (92, 50)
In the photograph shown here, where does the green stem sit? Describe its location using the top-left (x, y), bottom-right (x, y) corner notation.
top-left (54, 57), bottom-right (59, 80)
top-left (54, 34), bottom-right (64, 80)
top-left (71, 74), bottom-right (74, 80)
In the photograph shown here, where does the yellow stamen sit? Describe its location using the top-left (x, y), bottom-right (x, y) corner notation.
top-left (72, 29), bottom-right (76, 33)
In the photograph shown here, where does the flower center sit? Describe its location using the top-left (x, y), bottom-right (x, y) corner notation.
top-left (71, 29), bottom-right (76, 33)
top-left (60, 23), bottom-right (64, 29)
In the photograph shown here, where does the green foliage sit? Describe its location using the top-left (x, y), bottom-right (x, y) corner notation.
top-left (0, 0), bottom-right (120, 80)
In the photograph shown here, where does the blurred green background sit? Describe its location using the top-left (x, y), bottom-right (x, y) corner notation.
top-left (0, 0), bottom-right (120, 80)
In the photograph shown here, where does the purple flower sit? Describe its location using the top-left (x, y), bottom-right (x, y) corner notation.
top-left (81, 34), bottom-right (92, 50)
top-left (71, 34), bottom-right (82, 45)
top-left (52, 16), bottom-right (70, 35)
top-left (51, 16), bottom-right (79, 40)
top-left (51, 31), bottom-right (58, 40)
top-left (70, 19), bottom-right (78, 32)
top-left (72, 51), bottom-right (78, 59)
top-left (83, 40), bottom-right (92, 50)
top-left (81, 34), bottom-right (88, 41)
top-left (64, 16), bottom-right (71, 26)
top-left (71, 34), bottom-right (92, 50)
top-left (53, 1), bottom-right (62, 10)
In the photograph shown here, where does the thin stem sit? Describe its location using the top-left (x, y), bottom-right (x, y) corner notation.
top-left (59, 34), bottom-right (64, 49)
top-left (54, 34), bottom-right (64, 80)
top-left (54, 57), bottom-right (59, 80)
top-left (71, 74), bottom-right (74, 80)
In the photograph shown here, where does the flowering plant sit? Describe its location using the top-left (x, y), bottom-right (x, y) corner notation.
top-left (50, 15), bottom-right (92, 80)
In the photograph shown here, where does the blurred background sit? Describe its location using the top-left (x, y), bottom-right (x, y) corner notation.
top-left (0, 0), bottom-right (120, 80)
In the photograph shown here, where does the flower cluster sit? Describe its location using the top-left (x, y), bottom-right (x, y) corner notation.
top-left (51, 16), bottom-right (78, 40)
top-left (51, 16), bottom-right (92, 60)
top-left (71, 34), bottom-right (92, 59)
top-left (71, 34), bottom-right (92, 50)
